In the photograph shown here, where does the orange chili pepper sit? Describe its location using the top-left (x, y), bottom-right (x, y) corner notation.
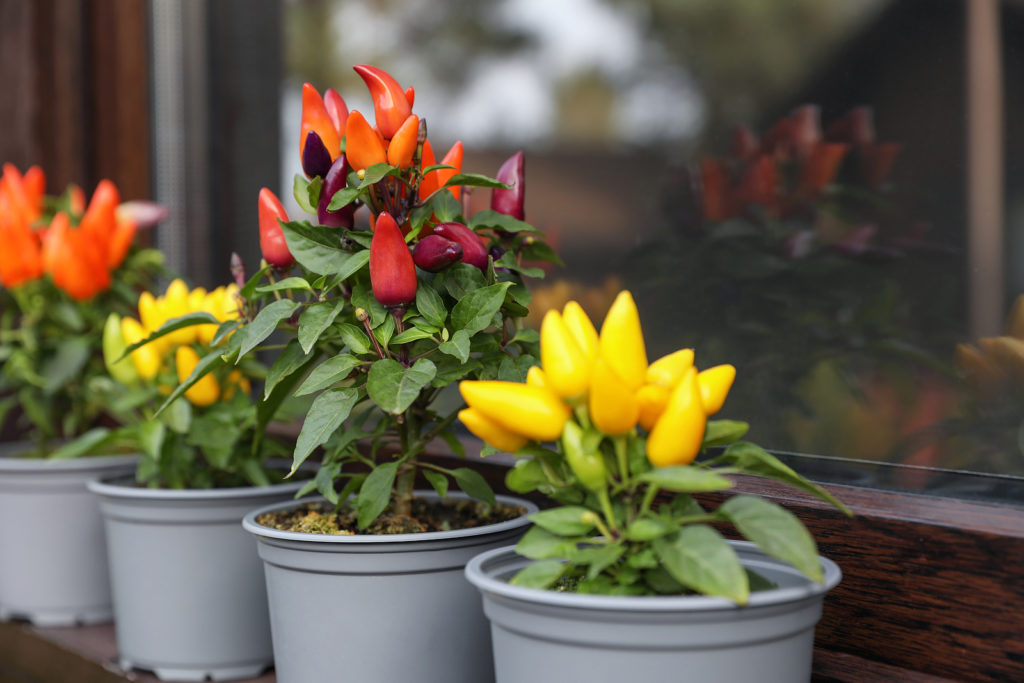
top-left (345, 110), bottom-right (387, 172)
top-left (386, 114), bottom-right (420, 170)
top-left (435, 141), bottom-right (464, 200)
top-left (300, 83), bottom-right (342, 162)
top-left (418, 139), bottom-right (439, 201)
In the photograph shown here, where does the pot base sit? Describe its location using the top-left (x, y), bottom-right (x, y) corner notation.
top-left (0, 603), bottom-right (112, 628)
top-left (120, 657), bottom-right (272, 682)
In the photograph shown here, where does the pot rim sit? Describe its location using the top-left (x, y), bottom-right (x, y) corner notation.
top-left (465, 541), bottom-right (841, 613)
top-left (87, 475), bottom-right (308, 501)
top-left (242, 491), bottom-right (538, 544)
top-left (0, 449), bottom-right (138, 472)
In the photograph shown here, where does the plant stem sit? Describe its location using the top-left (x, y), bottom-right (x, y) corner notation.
top-left (640, 484), bottom-right (659, 515)
top-left (613, 436), bottom-right (629, 484)
top-left (597, 488), bottom-right (618, 533)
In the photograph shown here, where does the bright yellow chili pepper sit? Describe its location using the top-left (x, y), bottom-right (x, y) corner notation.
top-left (458, 408), bottom-right (528, 454)
top-left (562, 301), bottom-right (599, 365)
top-left (598, 290), bottom-right (647, 391)
top-left (589, 357), bottom-right (639, 436)
top-left (697, 364), bottom-right (736, 415)
top-left (526, 365), bottom-right (550, 390)
top-left (121, 316), bottom-right (161, 380)
top-left (176, 345), bottom-right (220, 407)
top-left (459, 380), bottom-right (570, 442)
top-left (635, 383), bottom-right (670, 431)
top-left (647, 366), bottom-right (706, 467)
top-left (540, 309), bottom-right (591, 398)
top-left (164, 278), bottom-right (196, 345)
top-left (646, 348), bottom-right (694, 388)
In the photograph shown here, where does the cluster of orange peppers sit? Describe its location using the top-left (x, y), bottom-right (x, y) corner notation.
top-left (459, 291), bottom-right (737, 478)
top-left (0, 164), bottom-right (136, 300)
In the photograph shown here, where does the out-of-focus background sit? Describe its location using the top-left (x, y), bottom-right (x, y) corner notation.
top-left (4, 0), bottom-right (1024, 502)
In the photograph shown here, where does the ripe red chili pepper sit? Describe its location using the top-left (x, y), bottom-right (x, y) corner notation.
top-left (353, 64), bottom-right (413, 140)
top-left (370, 212), bottom-right (417, 308)
top-left (43, 212), bottom-right (109, 300)
top-left (323, 88), bottom-right (349, 138)
top-left (490, 151), bottom-right (525, 220)
top-left (412, 234), bottom-right (463, 272)
top-left (0, 195), bottom-right (42, 288)
top-left (433, 222), bottom-right (488, 270)
top-left (258, 187), bottom-right (295, 269)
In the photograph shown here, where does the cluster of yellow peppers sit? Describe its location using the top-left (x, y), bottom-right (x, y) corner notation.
top-left (458, 290), bottom-right (736, 470)
top-left (106, 279), bottom-right (247, 407)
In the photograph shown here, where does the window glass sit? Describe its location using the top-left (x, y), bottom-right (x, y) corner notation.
top-left (279, 0), bottom-right (1024, 505)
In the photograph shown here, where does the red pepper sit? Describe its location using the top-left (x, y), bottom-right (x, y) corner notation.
top-left (370, 212), bottom-right (417, 308)
top-left (78, 179), bottom-right (120, 265)
top-left (353, 64), bottom-right (413, 140)
top-left (490, 151), bottom-right (525, 220)
top-left (412, 234), bottom-right (463, 272)
top-left (345, 110), bottom-right (387, 172)
top-left (0, 191), bottom-right (42, 288)
top-left (323, 88), bottom-right (349, 138)
top-left (433, 222), bottom-right (488, 270)
top-left (418, 139), bottom-right (439, 201)
top-left (300, 83), bottom-right (342, 162)
top-left (258, 188), bottom-right (295, 269)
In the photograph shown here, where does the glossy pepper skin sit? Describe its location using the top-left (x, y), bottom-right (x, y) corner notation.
top-left (647, 367), bottom-right (707, 467)
top-left (433, 222), bottom-right (488, 270)
top-left (458, 408), bottom-right (527, 454)
top-left (353, 64), bottom-right (413, 140)
top-left (459, 381), bottom-right (570, 442)
top-left (121, 316), bottom-right (161, 380)
top-left (369, 212), bottom-right (417, 308)
top-left (589, 357), bottom-right (640, 436)
top-left (599, 291), bottom-right (648, 392)
top-left (317, 155), bottom-right (355, 228)
top-left (345, 110), bottom-right (387, 172)
top-left (412, 234), bottom-right (463, 272)
top-left (176, 345), bottom-right (220, 407)
top-left (0, 188), bottom-right (43, 288)
top-left (42, 212), bottom-right (110, 300)
top-left (697, 364), bottom-right (736, 415)
top-left (436, 141), bottom-right (464, 200)
top-left (562, 301), bottom-right (599, 365)
top-left (258, 188), bottom-right (295, 269)
top-left (302, 131), bottom-right (333, 179)
top-left (491, 151), bottom-right (525, 220)
top-left (300, 83), bottom-right (342, 162)
top-left (386, 114), bottom-right (420, 169)
top-left (540, 309), bottom-right (590, 399)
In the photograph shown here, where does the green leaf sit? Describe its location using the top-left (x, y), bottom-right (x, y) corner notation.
top-left (350, 281), bottom-right (387, 327)
top-left (159, 395), bottom-right (192, 434)
top-left (357, 460), bottom-right (398, 528)
top-left (451, 282), bottom-right (512, 335)
top-left (515, 526), bottom-right (583, 560)
top-left (444, 172), bottom-right (508, 189)
top-left (293, 387), bottom-right (359, 471)
top-left (366, 358), bottom-right (436, 415)
top-left (716, 442), bottom-right (852, 515)
top-left (294, 353), bottom-right (360, 397)
top-left (121, 313), bottom-right (220, 357)
top-left (298, 301), bottom-right (344, 354)
top-left (637, 466), bottom-right (734, 492)
top-left (264, 339), bottom-right (313, 399)
top-left (155, 352), bottom-right (226, 416)
top-left (653, 525), bottom-right (749, 603)
top-left (358, 162), bottom-right (400, 187)
top-left (372, 314), bottom-right (395, 350)
top-left (423, 470), bottom-right (449, 498)
top-left (255, 277), bottom-right (313, 294)
top-left (280, 220), bottom-right (350, 274)
top-left (334, 322), bottom-right (372, 355)
top-left (332, 249), bottom-right (371, 282)
top-left (49, 428), bottom-right (111, 459)
top-left (442, 263), bottom-right (486, 299)
top-left (505, 458), bottom-right (546, 493)
top-left (327, 186), bottom-right (363, 211)
top-left (624, 517), bottom-right (676, 541)
top-left (186, 405), bottom-right (242, 469)
top-left (255, 354), bottom-right (319, 456)
top-left (390, 327), bottom-right (435, 345)
top-left (293, 174), bottom-right (316, 213)
top-left (719, 495), bottom-right (823, 583)
top-left (529, 506), bottom-right (596, 536)
top-left (315, 461), bottom-right (341, 505)
top-left (41, 337), bottom-right (90, 394)
top-left (574, 544), bottom-right (625, 580)
top-left (232, 299), bottom-right (299, 361)
top-left (469, 209), bottom-right (539, 234)
top-left (431, 190), bottom-right (461, 223)
top-left (702, 420), bottom-right (750, 448)
top-left (138, 420), bottom-right (166, 463)
top-left (510, 559), bottom-right (566, 589)
top-left (415, 284), bottom-right (447, 328)
top-left (450, 467), bottom-right (496, 506)
top-left (211, 320), bottom-right (241, 348)
top-left (520, 239), bottom-right (565, 267)
top-left (438, 329), bottom-right (471, 363)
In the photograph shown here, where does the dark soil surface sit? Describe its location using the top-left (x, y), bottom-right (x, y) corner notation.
top-left (257, 498), bottom-right (527, 535)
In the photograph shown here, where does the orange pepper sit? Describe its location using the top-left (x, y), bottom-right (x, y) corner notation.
top-left (418, 139), bottom-right (439, 200)
top-left (345, 110), bottom-right (387, 172)
top-left (353, 64), bottom-right (413, 140)
top-left (386, 114), bottom-right (419, 169)
top-left (436, 141), bottom-right (464, 200)
top-left (300, 83), bottom-right (342, 161)
top-left (0, 194), bottom-right (42, 288)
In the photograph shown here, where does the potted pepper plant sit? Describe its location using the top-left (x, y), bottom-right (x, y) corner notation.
top-left (0, 165), bottom-right (163, 625)
top-left (85, 278), bottom-right (305, 681)
top-left (163, 65), bottom-right (563, 682)
top-left (461, 290), bottom-right (851, 683)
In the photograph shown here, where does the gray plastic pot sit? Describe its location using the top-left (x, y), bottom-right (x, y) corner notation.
top-left (242, 491), bottom-right (537, 683)
top-left (465, 541), bottom-right (842, 683)
top-left (88, 476), bottom-right (308, 682)
top-left (0, 443), bottom-right (137, 626)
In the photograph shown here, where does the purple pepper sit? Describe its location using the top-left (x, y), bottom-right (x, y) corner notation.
top-left (490, 151), bottom-right (525, 220)
top-left (413, 235), bottom-right (464, 272)
top-left (302, 131), bottom-right (333, 179)
top-left (317, 155), bottom-right (355, 228)
top-left (434, 222), bottom-right (489, 270)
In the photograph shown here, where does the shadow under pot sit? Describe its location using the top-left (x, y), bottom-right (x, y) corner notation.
top-left (88, 476), bottom-right (308, 682)
top-left (0, 443), bottom-right (136, 626)
top-left (242, 491), bottom-right (537, 683)
top-left (464, 541), bottom-right (842, 683)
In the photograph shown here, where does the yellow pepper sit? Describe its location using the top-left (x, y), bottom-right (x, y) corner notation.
top-left (562, 301), bottom-right (599, 365)
top-left (176, 345), bottom-right (220, 407)
top-left (121, 316), bottom-right (161, 380)
top-left (698, 364), bottom-right (736, 415)
top-left (458, 408), bottom-right (528, 454)
top-left (540, 309), bottom-right (590, 398)
top-left (647, 367), bottom-right (706, 467)
top-left (635, 383), bottom-right (670, 431)
top-left (589, 357), bottom-right (639, 435)
top-left (598, 291), bottom-right (647, 391)
top-left (526, 365), bottom-right (550, 390)
top-left (459, 381), bottom-right (570, 442)
top-left (646, 348), bottom-right (694, 388)
top-left (164, 278), bottom-right (196, 345)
